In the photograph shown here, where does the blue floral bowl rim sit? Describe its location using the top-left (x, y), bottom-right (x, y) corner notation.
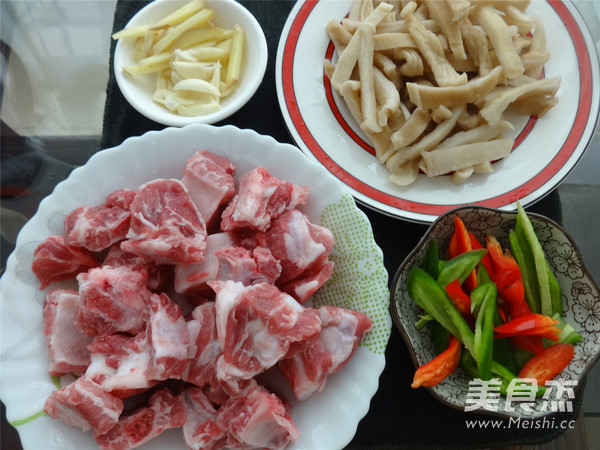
top-left (389, 204), bottom-right (600, 418)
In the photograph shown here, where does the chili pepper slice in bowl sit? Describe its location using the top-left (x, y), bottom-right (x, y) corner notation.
top-left (390, 205), bottom-right (600, 419)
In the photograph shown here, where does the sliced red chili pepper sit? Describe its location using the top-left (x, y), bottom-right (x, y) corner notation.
top-left (486, 236), bottom-right (522, 289)
top-left (453, 216), bottom-right (472, 253)
top-left (494, 313), bottom-right (561, 344)
top-left (494, 313), bottom-right (559, 334)
top-left (411, 337), bottom-right (461, 388)
top-left (497, 305), bottom-right (508, 324)
top-left (447, 216), bottom-right (478, 292)
top-left (500, 280), bottom-right (530, 318)
top-left (518, 343), bottom-right (575, 385)
top-left (444, 278), bottom-right (471, 315)
top-left (469, 231), bottom-right (483, 249)
top-left (486, 235), bottom-right (531, 319)
top-left (447, 232), bottom-right (459, 260)
top-left (511, 335), bottom-right (544, 355)
top-left (495, 325), bottom-right (562, 342)
top-left (486, 235), bottom-right (519, 271)
top-left (470, 231), bottom-right (493, 277)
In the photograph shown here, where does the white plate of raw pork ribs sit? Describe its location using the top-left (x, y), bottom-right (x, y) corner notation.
top-left (0, 123), bottom-right (392, 450)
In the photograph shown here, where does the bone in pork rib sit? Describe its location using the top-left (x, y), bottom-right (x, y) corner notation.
top-left (122, 178), bottom-right (207, 265)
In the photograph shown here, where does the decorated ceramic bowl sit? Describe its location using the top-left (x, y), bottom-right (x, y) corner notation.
top-left (390, 205), bottom-right (600, 418)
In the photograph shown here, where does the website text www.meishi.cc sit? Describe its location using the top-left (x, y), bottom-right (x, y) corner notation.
top-left (465, 416), bottom-right (576, 430)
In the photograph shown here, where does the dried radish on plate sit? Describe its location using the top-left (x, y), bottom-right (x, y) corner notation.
top-left (324, 0), bottom-right (561, 185)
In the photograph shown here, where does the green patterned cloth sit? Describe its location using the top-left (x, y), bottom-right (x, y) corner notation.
top-left (318, 193), bottom-right (391, 355)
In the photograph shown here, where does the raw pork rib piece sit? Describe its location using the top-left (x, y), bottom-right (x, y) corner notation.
top-left (105, 188), bottom-right (137, 210)
top-left (174, 233), bottom-right (282, 295)
top-left (147, 292), bottom-right (190, 380)
top-left (174, 232), bottom-right (235, 295)
top-left (264, 209), bottom-right (334, 283)
top-left (76, 265), bottom-right (151, 336)
top-left (85, 332), bottom-right (154, 397)
top-left (64, 198), bottom-right (132, 252)
top-left (183, 382), bottom-right (299, 450)
top-left (215, 246), bottom-right (282, 286)
top-left (181, 150), bottom-right (236, 229)
top-left (85, 293), bottom-right (189, 395)
top-left (103, 243), bottom-right (167, 291)
top-left (43, 288), bottom-right (92, 376)
top-left (32, 235), bottom-right (98, 289)
top-left (94, 388), bottom-right (187, 450)
top-left (278, 258), bottom-right (334, 304)
top-left (220, 166), bottom-right (309, 232)
top-left (121, 179), bottom-right (207, 265)
top-left (216, 383), bottom-right (300, 450)
top-left (182, 387), bottom-right (226, 450)
top-left (182, 302), bottom-right (221, 388)
top-left (209, 281), bottom-right (321, 387)
top-left (278, 305), bottom-right (372, 401)
top-left (44, 376), bottom-right (124, 434)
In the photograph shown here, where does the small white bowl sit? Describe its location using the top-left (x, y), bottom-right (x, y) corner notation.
top-left (113, 0), bottom-right (268, 126)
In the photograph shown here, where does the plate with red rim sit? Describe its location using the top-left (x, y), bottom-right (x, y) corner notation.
top-left (275, 0), bottom-right (600, 223)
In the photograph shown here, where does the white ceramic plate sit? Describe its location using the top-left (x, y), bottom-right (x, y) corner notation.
top-left (0, 124), bottom-right (392, 450)
top-left (114, 0), bottom-right (268, 127)
top-left (276, 0), bottom-right (600, 223)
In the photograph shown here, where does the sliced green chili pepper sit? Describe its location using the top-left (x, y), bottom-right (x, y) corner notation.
top-left (476, 263), bottom-right (492, 285)
top-left (422, 237), bottom-right (441, 279)
top-left (509, 229), bottom-right (540, 314)
top-left (487, 283), bottom-right (518, 374)
top-left (415, 314), bottom-right (434, 330)
top-left (472, 283), bottom-right (496, 380)
top-left (551, 313), bottom-right (582, 345)
top-left (438, 259), bottom-right (447, 275)
top-left (492, 333), bottom-right (518, 374)
top-left (515, 201), bottom-right (552, 315)
top-left (459, 350), bottom-right (479, 379)
top-left (408, 268), bottom-right (540, 394)
top-left (430, 320), bottom-right (450, 354)
top-left (460, 351), bottom-right (530, 396)
top-left (491, 360), bottom-right (519, 385)
top-left (512, 346), bottom-right (535, 370)
top-left (407, 267), bottom-right (474, 352)
top-left (436, 249), bottom-right (487, 288)
top-left (547, 264), bottom-right (563, 316)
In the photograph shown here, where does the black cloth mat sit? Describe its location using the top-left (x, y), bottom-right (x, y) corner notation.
top-left (102, 1), bottom-right (581, 449)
